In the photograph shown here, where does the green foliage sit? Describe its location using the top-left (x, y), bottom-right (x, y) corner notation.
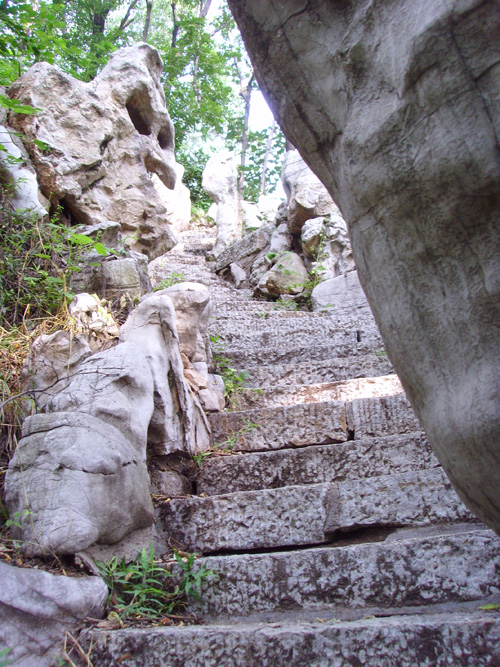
top-left (0, 647), bottom-right (13, 667)
top-left (210, 333), bottom-right (249, 409)
top-left (216, 420), bottom-right (258, 452)
top-left (153, 271), bottom-right (185, 291)
top-left (96, 543), bottom-right (214, 619)
top-left (0, 182), bottom-right (112, 327)
top-left (238, 126), bottom-right (286, 202)
top-left (176, 143), bottom-right (214, 211)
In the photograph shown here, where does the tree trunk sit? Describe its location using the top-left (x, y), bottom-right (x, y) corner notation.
top-left (239, 72), bottom-right (255, 195)
top-left (142, 0), bottom-right (153, 42)
top-left (260, 118), bottom-right (276, 196)
top-left (171, 2), bottom-right (179, 48)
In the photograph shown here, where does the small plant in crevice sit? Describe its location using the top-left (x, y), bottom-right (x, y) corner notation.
top-left (154, 271), bottom-right (186, 291)
top-left (209, 334), bottom-right (249, 409)
top-left (96, 543), bottom-right (214, 621)
top-left (215, 421), bottom-right (259, 452)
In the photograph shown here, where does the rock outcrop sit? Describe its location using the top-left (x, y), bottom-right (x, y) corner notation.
top-left (6, 343), bottom-right (155, 555)
top-left (227, 0), bottom-right (500, 535)
top-left (202, 151), bottom-right (242, 257)
top-left (0, 562), bottom-right (107, 667)
top-left (8, 43), bottom-right (180, 259)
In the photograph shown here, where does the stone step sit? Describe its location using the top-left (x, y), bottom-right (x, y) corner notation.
top-left (209, 400), bottom-right (348, 452)
top-left (234, 374), bottom-right (402, 410)
top-left (347, 394), bottom-right (421, 439)
top-left (182, 527), bottom-right (500, 622)
top-left (209, 394), bottom-right (418, 452)
top-left (212, 298), bottom-right (300, 316)
top-left (215, 331), bottom-right (359, 366)
top-left (91, 612), bottom-right (500, 667)
top-left (196, 431), bottom-right (438, 496)
top-left (159, 469), bottom-right (472, 554)
top-left (241, 354), bottom-right (393, 387)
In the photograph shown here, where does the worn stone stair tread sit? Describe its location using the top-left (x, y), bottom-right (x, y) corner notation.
top-left (91, 611), bottom-right (500, 667)
top-left (234, 374), bottom-right (403, 410)
top-left (242, 354), bottom-right (394, 386)
top-left (209, 399), bottom-right (349, 452)
top-left (196, 431), bottom-right (438, 496)
top-left (179, 527), bottom-right (500, 621)
top-left (159, 468), bottom-right (472, 553)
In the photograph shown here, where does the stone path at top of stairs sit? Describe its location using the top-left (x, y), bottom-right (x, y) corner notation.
top-left (93, 225), bottom-right (500, 666)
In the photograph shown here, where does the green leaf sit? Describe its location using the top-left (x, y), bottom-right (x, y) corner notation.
top-left (68, 232), bottom-right (93, 246)
top-left (94, 242), bottom-right (108, 256)
top-left (33, 138), bottom-right (49, 152)
top-left (0, 94), bottom-right (40, 115)
top-left (479, 603), bottom-right (500, 611)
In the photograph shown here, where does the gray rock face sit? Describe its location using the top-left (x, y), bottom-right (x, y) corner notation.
top-left (0, 562), bottom-right (107, 667)
top-left (5, 342), bottom-right (155, 555)
top-left (8, 43), bottom-right (179, 259)
top-left (120, 294), bottom-right (211, 456)
top-left (227, 0), bottom-right (500, 534)
top-left (258, 251), bottom-right (309, 296)
top-left (202, 151), bottom-right (242, 257)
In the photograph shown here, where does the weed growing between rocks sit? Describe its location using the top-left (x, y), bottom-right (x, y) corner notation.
top-left (96, 544), bottom-right (214, 623)
top-left (209, 333), bottom-right (249, 409)
top-left (154, 271), bottom-right (186, 291)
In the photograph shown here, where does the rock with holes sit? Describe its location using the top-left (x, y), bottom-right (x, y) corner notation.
top-left (228, 0), bottom-right (500, 535)
top-left (5, 342), bottom-right (155, 555)
top-left (202, 151), bottom-right (242, 257)
top-left (0, 561), bottom-right (107, 667)
top-left (120, 294), bottom-right (211, 457)
top-left (8, 43), bottom-right (179, 259)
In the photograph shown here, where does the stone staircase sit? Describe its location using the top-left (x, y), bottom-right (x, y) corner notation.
top-left (93, 226), bottom-right (500, 666)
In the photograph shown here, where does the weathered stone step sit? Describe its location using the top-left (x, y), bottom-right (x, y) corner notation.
top-left (234, 374), bottom-right (402, 410)
top-left (159, 469), bottom-right (472, 554)
top-left (183, 527), bottom-right (500, 622)
top-left (242, 354), bottom-right (393, 387)
top-left (215, 332), bottom-right (359, 366)
top-left (209, 400), bottom-right (348, 452)
top-left (209, 394), bottom-right (417, 452)
top-left (91, 611), bottom-right (500, 667)
top-left (196, 431), bottom-right (438, 496)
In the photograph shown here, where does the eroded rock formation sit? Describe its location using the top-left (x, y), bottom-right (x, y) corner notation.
top-left (8, 43), bottom-right (179, 259)
top-left (227, 0), bottom-right (500, 535)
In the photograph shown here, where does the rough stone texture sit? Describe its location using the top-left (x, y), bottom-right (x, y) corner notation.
top-left (0, 562), bottom-right (107, 667)
top-left (202, 151), bottom-right (242, 256)
top-left (226, 0), bottom-right (500, 535)
top-left (152, 162), bottom-right (191, 234)
top-left (197, 432), bottom-right (438, 496)
top-left (120, 294), bottom-right (211, 456)
top-left (214, 224), bottom-right (273, 273)
top-left (258, 251), bottom-right (309, 296)
top-left (301, 213), bottom-right (354, 281)
top-left (160, 469), bottom-right (471, 553)
top-left (152, 282), bottom-right (211, 366)
top-left (281, 149), bottom-right (338, 236)
top-left (187, 528), bottom-right (500, 621)
top-left (346, 395), bottom-right (421, 439)
top-left (311, 271), bottom-right (374, 325)
top-left (68, 292), bottom-right (120, 352)
top-left (236, 375), bottom-right (403, 410)
top-left (0, 124), bottom-right (47, 217)
top-left (209, 400), bottom-right (348, 452)
top-left (20, 330), bottom-right (92, 411)
top-left (5, 343), bottom-right (155, 555)
top-left (242, 354), bottom-right (393, 388)
top-left (8, 43), bottom-right (178, 259)
top-left (92, 613), bottom-right (500, 667)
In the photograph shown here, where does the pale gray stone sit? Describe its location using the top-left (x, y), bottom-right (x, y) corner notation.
top-left (0, 562), bottom-right (107, 667)
top-left (152, 161), bottom-right (191, 234)
top-left (214, 224), bottom-right (273, 273)
top-left (196, 432), bottom-right (438, 496)
top-left (91, 613), bottom-right (500, 667)
top-left (241, 200), bottom-right (263, 230)
top-left (202, 151), bottom-right (242, 256)
top-left (120, 294), bottom-right (211, 456)
top-left (346, 395), bottom-right (421, 439)
top-left (229, 263), bottom-right (246, 288)
top-left (8, 44), bottom-right (179, 259)
top-left (227, 0), bottom-right (500, 535)
top-left (259, 251), bottom-right (309, 296)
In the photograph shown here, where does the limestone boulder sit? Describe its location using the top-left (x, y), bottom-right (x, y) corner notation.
top-left (152, 161), bottom-right (191, 234)
top-left (8, 43), bottom-right (179, 259)
top-left (281, 149), bottom-right (339, 236)
top-left (5, 342), bottom-right (155, 554)
top-left (302, 212), bottom-right (354, 281)
top-left (228, 0), bottom-right (500, 534)
top-left (202, 151), bottom-right (242, 256)
top-left (120, 294), bottom-right (211, 456)
top-left (0, 562), bottom-right (107, 667)
top-left (69, 292), bottom-right (120, 351)
top-left (259, 251), bottom-right (309, 296)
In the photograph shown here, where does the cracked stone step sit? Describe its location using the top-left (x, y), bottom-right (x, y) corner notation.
top-left (91, 612), bottom-right (500, 667)
top-left (234, 375), bottom-right (403, 410)
top-left (196, 431), bottom-right (438, 496)
top-left (209, 400), bottom-right (348, 452)
top-left (159, 469), bottom-right (473, 554)
top-left (181, 528), bottom-right (500, 622)
top-left (241, 355), bottom-right (393, 387)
